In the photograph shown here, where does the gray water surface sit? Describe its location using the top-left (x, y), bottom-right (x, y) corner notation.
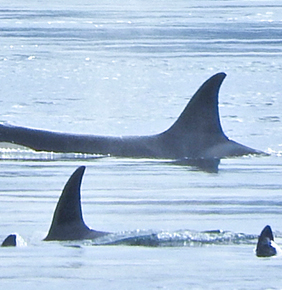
top-left (0, 1), bottom-right (282, 289)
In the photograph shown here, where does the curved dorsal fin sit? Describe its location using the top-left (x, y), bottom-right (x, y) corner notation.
top-left (158, 73), bottom-right (228, 158)
top-left (44, 166), bottom-right (90, 241)
top-left (165, 72), bottom-right (227, 138)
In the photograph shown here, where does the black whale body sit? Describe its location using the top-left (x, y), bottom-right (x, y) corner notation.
top-left (0, 73), bottom-right (266, 164)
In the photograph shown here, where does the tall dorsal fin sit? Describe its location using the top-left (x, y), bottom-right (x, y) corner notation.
top-left (44, 166), bottom-right (90, 241)
top-left (256, 225), bottom-right (277, 257)
top-left (165, 72), bottom-right (227, 138)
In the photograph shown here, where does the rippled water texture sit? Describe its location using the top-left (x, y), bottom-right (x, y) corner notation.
top-left (0, 1), bottom-right (282, 289)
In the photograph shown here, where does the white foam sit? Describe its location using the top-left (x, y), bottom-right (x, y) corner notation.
top-left (14, 233), bottom-right (27, 247)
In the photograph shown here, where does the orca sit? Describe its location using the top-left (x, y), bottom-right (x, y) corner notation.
top-left (44, 166), bottom-right (109, 241)
top-left (1, 166), bottom-right (109, 246)
top-left (256, 225), bottom-right (281, 257)
top-left (0, 73), bottom-right (266, 165)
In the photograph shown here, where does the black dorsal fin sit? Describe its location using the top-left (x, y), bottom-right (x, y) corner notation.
top-left (44, 166), bottom-right (90, 241)
top-left (158, 72), bottom-right (228, 158)
top-left (1, 234), bottom-right (17, 247)
top-left (256, 225), bottom-right (277, 257)
top-left (259, 225), bottom-right (274, 241)
top-left (165, 72), bottom-right (227, 138)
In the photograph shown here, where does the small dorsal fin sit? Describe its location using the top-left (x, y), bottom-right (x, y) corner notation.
top-left (256, 225), bottom-right (277, 257)
top-left (1, 234), bottom-right (17, 247)
top-left (259, 225), bottom-right (274, 241)
top-left (44, 166), bottom-right (90, 241)
top-left (1, 233), bottom-right (26, 247)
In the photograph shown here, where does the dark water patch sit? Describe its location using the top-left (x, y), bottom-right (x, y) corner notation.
top-left (170, 158), bottom-right (220, 173)
top-left (259, 116), bottom-right (280, 122)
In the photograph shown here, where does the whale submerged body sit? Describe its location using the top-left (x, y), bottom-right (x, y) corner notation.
top-left (0, 73), bottom-right (266, 168)
top-left (2, 167), bottom-right (279, 251)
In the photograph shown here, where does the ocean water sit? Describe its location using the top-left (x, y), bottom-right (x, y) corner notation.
top-left (0, 1), bottom-right (282, 289)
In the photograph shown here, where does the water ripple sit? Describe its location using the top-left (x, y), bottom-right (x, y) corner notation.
top-left (92, 229), bottom-right (257, 247)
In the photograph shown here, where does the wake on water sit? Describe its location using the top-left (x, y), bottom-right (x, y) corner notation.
top-left (75, 229), bottom-right (258, 247)
top-left (0, 145), bottom-right (103, 161)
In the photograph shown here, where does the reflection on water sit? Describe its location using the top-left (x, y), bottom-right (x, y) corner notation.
top-left (0, 145), bottom-right (221, 172)
top-left (171, 157), bottom-right (220, 173)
